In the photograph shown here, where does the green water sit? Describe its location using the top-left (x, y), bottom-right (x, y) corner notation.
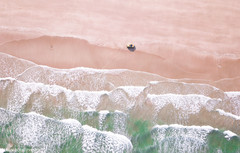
top-left (0, 110), bottom-right (239, 153)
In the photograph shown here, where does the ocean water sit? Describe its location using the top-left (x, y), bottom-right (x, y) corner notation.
top-left (0, 54), bottom-right (240, 152)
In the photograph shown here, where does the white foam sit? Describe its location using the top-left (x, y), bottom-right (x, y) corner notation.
top-left (216, 109), bottom-right (240, 120)
top-left (0, 77), bottom-right (109, 112)
top-left (149, 81), bottom-right (160, 84)
top-left (15, 65), bottom-right (135, 91)
top-left (225, 91), bottom-right (240, 98)
top-left (108, 89), bottom-right (133, 110)
top-left (147, 94), bottom-right (222, 123)
top-left (115, 110), bottom-right (124, 114)
top-left (118, 86), bottom-right (145, 97)
top-left (82, 125), bottom-right (132, 152)
top-left (27, 111), bottom-right (47, 117)
top-left (152, 124), bottom-right (215, 153)
top-left (148, 93), bottom-right (218, 113)
top-left (83, 125), bottom-right (129, 140)
top-left (61, 118), bottom-right (81, 126)
top-left (98, 110), bottom-right (109, 130)
top-left (11, 54), bottom-right (164, 77)
top-left (153, 124), bottom-right (215, 131)
top-left (0, 77), bottom-right (16, 81)
top-left (153, 124), bottom-right (238, 139)
top-left (113, 110), bottom-right (127, 135)
top-left (223, 130), bottom-right (237, 139)
top-left (99, 110), bottom-right (110, 114)
top-left (74, 90), bottom-right (108, 110)
top-left (0, 149), bottom-right (5, 153)
top-left (1, 109), bottom-right (84, 151)
top-left (0, 77), bottom-right (68, 92)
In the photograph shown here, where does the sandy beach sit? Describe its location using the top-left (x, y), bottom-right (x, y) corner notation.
top-left (1, 0), bottom-right (240, 84)
top-left (0, 1), bottom-right (240, 152)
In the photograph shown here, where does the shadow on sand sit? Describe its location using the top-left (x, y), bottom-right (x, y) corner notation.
top-left (127, 46), bottom-right (136, 52)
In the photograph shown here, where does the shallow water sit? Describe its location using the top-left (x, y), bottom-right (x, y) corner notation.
top-left (0, 54), bottom-right (239, 152)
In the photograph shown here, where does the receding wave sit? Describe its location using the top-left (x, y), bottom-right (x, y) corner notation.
top-left (1, 52), bottom-right (240, 91)
top-left (0, 52), bottom-right (35, 78)
top-left (0, 77), bottom-right (239, 135)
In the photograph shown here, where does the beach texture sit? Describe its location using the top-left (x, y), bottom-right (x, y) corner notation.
top-left (0, 0), bottom-right (240, 152)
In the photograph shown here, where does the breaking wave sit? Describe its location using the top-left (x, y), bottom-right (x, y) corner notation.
top-left (0, 53), bottom-right (239, 152)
